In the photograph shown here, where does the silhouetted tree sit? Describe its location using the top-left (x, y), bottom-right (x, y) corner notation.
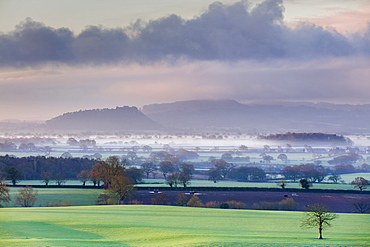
top-left (352, 201), bottom-right (370, 213)
top-left (327, 174), bottom-right (342, 184)
top-left (40, 171), bottom-right (53, 186)
top-left (299, 179), bottom-right (312, 189)
top-left (159, 161), bottom-right (175, 179)
top-left (209, 159), bottom-right (233, 179)
top-left (165, 173), bottom-right (180, 188)
top-left (351, 177), bottom-right (369, 191)
top-left (208, 168), bottom-right (222, 183)
top-left (276, 179), bottom-right (287, 189)
top-left (141, 162), bottom-right (157, 179)
top-left (277, 154), bottom-right (288, 164)
top-left (54, 173), bottom-right (66, 186)
top-left (125, 167), bottom-right (143, 184)
top-left (5, 166), bottom-right (22, 185)
top-left (77, 170), bottom-right (90, 186)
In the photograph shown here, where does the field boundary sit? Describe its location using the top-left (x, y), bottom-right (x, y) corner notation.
top-left (6, 184), bottom-right (370, 194)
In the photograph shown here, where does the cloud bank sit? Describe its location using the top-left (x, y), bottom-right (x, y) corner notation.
top-left (1, 0), bottom-right (369, 68)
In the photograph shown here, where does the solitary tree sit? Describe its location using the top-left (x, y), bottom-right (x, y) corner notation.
top-left (40, 172), bottom-right (53, 186)
top-left (0, 181), bottom-right (11, 207)
top-left (125, 167), bottom-right (143, 184)
top-left (54, 173), bottom-right (66, 186)
top-left (301, 203), bottom-right (338, 239)
top-left (327, 174), bottom-right (342, 184)
top-left (352, 201), bottom-right (370, 213)
top-left (5, 166), bottom-right (22, 185)
top-left (159, 161), bottom-right (175, 179)
top-left (108, 175), bottom-right (135, 205)
top-left (276, 179), bottom-right (287, 189)
top-left (208, 168), bottom-right (222, 183)
top-left (77, 170), bottom-right (90, 186)
top-left (141, 162), bottom-right (157, 179)
top-left (351, 177), bottom-right (369, 191)
top-left (165, 173), bottom-right (180, 188)
top-left (300, 179), bottom-right (312, 189)
top-left (15, 186), bottom-right (38, 207)
top-left (90, 156), bottom-right (125, 187)
top-left (277, 154), bottom-right (288, 164)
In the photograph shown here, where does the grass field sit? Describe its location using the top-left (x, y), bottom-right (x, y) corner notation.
top-left (8, 172), bottom-right (370, 190)
top-left (138, 179), bottom-right (364, 190)
top-left (0, 205), bottom-right (369, 246)
top-left (6, 188), bottom-right (102, 207)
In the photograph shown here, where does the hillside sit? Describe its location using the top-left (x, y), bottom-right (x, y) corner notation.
top-left (45, 106), bottom-right (161, 132)
top-left (142, 100), bottom-right (370, 133)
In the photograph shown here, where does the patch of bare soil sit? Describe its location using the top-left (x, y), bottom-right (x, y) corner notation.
top-left (132, 190), bottom-right (369, 213)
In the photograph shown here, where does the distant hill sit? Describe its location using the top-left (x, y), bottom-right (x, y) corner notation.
top-left (142, 100), bottom-right (370, 134)
top-left (45, 106), bottom-right (161, 131)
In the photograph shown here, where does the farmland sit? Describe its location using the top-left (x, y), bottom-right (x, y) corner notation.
top-left (1, 134), bottom-right (370, 246)
top-left (0, 205), bottom-right (369, 246)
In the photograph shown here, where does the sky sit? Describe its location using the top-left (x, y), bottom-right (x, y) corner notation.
top-left (0, 0), bottom-right (370, 121)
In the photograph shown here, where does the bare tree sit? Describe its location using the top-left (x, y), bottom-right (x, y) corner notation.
top-left (276, 179), bottom-right (287, 189)
top-left (301, 203), bottom-right (338, 239)
top-left (141, 162), bottom-right (157, 179)
top-left (54, 173), bottom-right (66, 186)
top-left (352, 201), bottom-right (370, 213)
top-left (15, 186), bottom-right (38, 207)
top-left (0, 181), bottom-right (11, 207)
top-left (40, 171), bottom-right (53, 186)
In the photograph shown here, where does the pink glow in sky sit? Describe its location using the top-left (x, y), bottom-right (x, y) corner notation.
top-left (0, 0), bottom-right (369, 121)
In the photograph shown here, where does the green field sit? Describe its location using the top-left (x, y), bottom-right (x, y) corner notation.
top-left (8, 172), bottom-right (370, 190)
top-left (138, 179), bottom-right (362, 190)
top-left (0, 205), bottom-right (369, 246)
top-left (6, 188), bottom-right (102, 207)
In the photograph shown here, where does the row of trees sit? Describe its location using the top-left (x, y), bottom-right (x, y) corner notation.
top-left (207, 159), bottom-right (266, 183)
top-left (0, 155), bottom-right (96, 183)
top-left (274, 177), bottom-right (369, 191)
top-left (280, 164), bottom-right (327, 182)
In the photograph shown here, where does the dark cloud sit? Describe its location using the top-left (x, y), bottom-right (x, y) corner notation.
top-left (0, 0), bottom-right (369, 67)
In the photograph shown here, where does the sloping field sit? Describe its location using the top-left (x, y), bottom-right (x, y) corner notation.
top-left (0, 205), bottom-right (369, 247)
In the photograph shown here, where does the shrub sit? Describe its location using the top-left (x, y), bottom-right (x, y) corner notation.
top-left (205, 201), bottom-right (220, 208)
top-left (151, 193), bottom-right (171, 205)
top-left (278, 198), bottom-right (299, 211)
top-left (226, 200), bottom-right (247, 209)
top-left (252, 198), bottom-right (299, 211)
top-left (176, 194), bottom-right (189, 206)
top-left (219, 202), bottom-right (229, 209)
top-left (15, 186), bottom-right (38, 207)
top-left (187, 195), bottom-right (203, 207)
